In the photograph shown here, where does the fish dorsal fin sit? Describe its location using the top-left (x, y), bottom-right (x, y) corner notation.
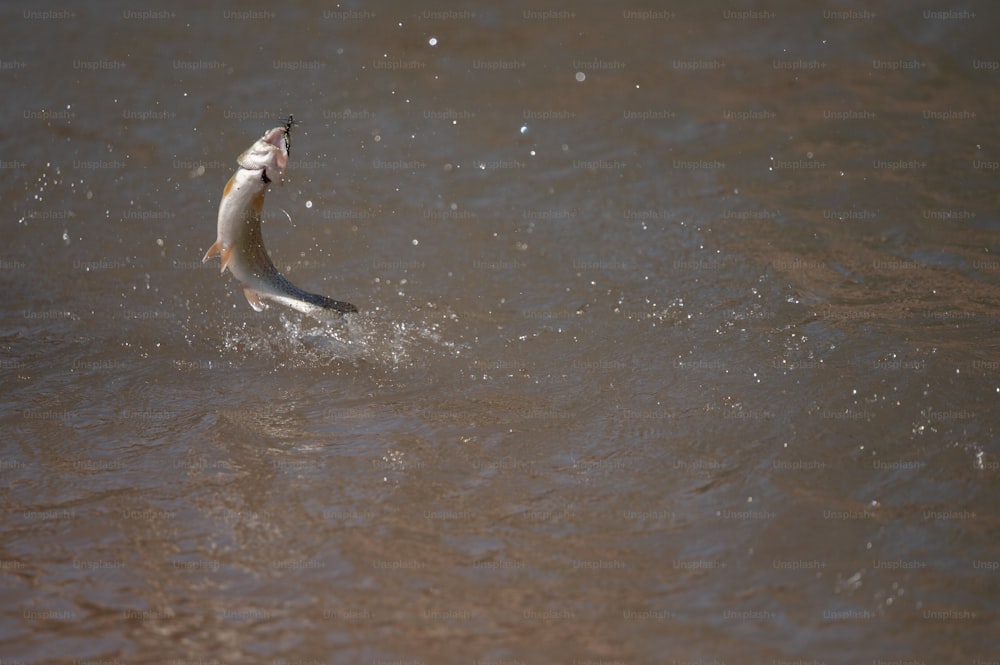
top-left (242, 287), bottom-right (268, 312)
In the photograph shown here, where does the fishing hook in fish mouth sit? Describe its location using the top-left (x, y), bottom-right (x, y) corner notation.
top-left (283, 114), bottom-right (295, 156)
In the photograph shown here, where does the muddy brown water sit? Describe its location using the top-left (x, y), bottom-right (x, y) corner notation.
top-left (2, 2), bottom-right (999, 663)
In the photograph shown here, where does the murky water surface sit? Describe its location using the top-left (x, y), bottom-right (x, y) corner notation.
top-left (2, 2), bottom-right (999, 663)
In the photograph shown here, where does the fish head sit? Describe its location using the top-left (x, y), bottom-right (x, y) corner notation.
top-left (236, 126), bottom-right (290, 184)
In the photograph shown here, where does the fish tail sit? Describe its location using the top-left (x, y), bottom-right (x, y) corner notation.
top-left (266, 271), bottom-right (358, 314)
top-left (299, 291), bottom-right (359, 314)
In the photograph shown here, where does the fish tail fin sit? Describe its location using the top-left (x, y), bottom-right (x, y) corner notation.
top-left (279, 276), bottom-right (358, 314)
top-left (303, 291), bottom-right (358, 314)
top-left (318, 296), bottom-right (358, 314)
top-left (242, 284), bottom-right (356, 314)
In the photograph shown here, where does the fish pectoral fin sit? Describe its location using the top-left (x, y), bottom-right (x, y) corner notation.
top-left (242, 287), bottom-right (268, 312)
top-left (219, 246), bottom-right (234, 272)
top-left (202, 241), bottom-right (221, 262)
top-left (202, 241), bottom-right (234, 274)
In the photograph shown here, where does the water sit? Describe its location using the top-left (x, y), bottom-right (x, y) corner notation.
top-left (2, 1), bottom-right (999, 663)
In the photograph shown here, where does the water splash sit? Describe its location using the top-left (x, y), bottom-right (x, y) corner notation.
top-left (218, 307), bottom-right (463, 371)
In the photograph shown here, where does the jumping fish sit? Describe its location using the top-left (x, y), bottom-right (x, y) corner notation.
top-left (203, 117), bottom-right (357, 315)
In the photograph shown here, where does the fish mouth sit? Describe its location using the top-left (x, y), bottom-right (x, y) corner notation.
top-left (236, 126), bottom-right (289, 183)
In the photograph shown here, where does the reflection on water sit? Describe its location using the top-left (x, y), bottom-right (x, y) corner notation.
top-left (2, 1), bottom-right (999, 663)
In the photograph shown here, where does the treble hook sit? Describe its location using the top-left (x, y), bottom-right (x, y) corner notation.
top-left (282, 114), bottom-right (295, 155)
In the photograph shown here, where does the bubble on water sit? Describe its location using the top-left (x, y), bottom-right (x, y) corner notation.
top-left (428, 37), bottom-right (438, 46)
top-left (575, 72), bottom-right (586, 82)
top-left (305, 200), bottom-right (313, 209)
